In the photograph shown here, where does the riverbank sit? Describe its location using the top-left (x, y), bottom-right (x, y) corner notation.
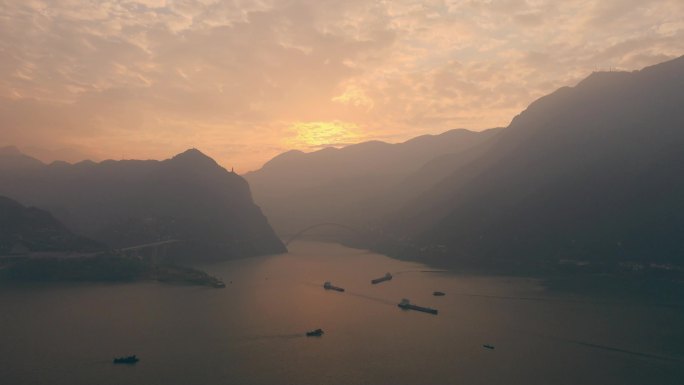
top-left (0, 254), bottom-right (225, 288)
top-left (337, 237), bottom-right (684, 304)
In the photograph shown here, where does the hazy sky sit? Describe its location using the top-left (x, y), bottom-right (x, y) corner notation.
top-left (1, 0), bottom-right (683, 171)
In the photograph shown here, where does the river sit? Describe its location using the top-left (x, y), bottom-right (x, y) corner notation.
top-left (1, 241), bottom-right (683, 385)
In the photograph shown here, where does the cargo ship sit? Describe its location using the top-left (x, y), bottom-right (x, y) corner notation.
top-left (113, 355), bottom-right (139, 364)
top-left (306, 328), bottom-right (324, 337)
top-left (398, 298), bottom-right (438, 315)
top-left (323, 281), bottom-right (345, 292)
top-left (371, 272), bottom-right (393, 284)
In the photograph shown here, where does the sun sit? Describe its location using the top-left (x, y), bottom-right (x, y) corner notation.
top-left (286, 121), bottom-right (363, 149)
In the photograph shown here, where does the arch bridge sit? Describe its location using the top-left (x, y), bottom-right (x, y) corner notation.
top-left (283, 223), bottom-right (365, 246)
top-left (118, 239), bottom-right (184, 263)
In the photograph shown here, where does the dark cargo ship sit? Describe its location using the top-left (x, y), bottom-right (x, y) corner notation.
top-left (371, 273), bottom-right (392, 285)
top-left (113, 355), bottom-right (139, 364)
top-left (323, 281), bottom-right (345, 292)
top-left (398, 298), bottom-right (438, 315)
top-left (306, 329), bottom-right (324, 337)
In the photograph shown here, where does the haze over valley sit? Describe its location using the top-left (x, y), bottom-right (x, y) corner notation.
top-left (248, 57), bottom-right (684, 276)
top-left (1, 1), bottom-right (684, 384)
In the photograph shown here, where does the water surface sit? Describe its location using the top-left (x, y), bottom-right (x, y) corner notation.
top-left (1, 241), bottom-right (683, 385)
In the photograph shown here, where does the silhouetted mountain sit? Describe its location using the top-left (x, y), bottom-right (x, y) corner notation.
top-left (0, 196), bottom-right (102, 255)
top-left (245, 128), bottom-right (499, 234)
top-left (385, 55), bottom-right (684, 268)
top-left (0, 146), bottom-right (45, 171)
top-left (0, 149), bottom-right (285, 261)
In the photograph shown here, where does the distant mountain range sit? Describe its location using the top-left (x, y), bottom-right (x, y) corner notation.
top-left (245, 128), bottom-right (500, 234)
top-left (0, 148), bottom-right (285, 261)
top-left (0, 195), bottom-right (102, 255)
top-left (0, 146), bottom-right (45, 170)
top-left (249, 55), bottom-right (684, 269)
top-left (3, 55), bottom-right (682, 271)
top-left (386, 55), bottom-right (684, 268)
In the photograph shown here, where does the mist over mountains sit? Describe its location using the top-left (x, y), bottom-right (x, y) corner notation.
top-left (0, 148), bottom-right (285, 261)
top-left (248, 55), bottom-right (684, 269)
top-left (245, 128), bottom-right (500, 234)
top-left (389, 55), bottom-right (684, 268)
top-left (2, 55), bottom-right (683, 273)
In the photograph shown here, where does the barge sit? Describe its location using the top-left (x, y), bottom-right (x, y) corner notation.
top-left (371, 272), bottom-right (393, 285)
top-left (398, 298), bottom-right (438, 315)
top-left (323, 281), bottom-right (345, 292)
top-left (113, 355), bottom-right (139, 364)
top-left (306, 329), bottom-right (324, 337)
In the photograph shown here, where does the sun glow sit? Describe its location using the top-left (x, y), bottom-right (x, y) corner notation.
top-left (285, 121), bottom-right (363, 149)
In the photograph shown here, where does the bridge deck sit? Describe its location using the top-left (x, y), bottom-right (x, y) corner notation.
top-left (119, 239), bottom-right (182, 251)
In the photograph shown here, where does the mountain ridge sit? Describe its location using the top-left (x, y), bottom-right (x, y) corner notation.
top-left (245, 127), bottom-right (501, 234)
top-left (381, 54), bottom-right (684, 268)
top-left (0, 148), bottom-right (285, 261)
top-left (0, 195), bottom-right (103, 255)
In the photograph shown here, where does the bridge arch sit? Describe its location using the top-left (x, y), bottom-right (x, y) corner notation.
top-left (118, 239), bottom-right (184, 264)
top-left (284, 223), bottom-right (364, 246)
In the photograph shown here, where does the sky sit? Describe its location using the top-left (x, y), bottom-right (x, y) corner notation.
top-left (1, 0), bottom-right (683, 171)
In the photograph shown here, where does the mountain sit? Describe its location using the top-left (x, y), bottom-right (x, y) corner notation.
top-left (245, 128), bottom-right (500, 235)
top-left (0, 149), bottom-right (286, 261)
top-left (0, 195), bottom-right (102, 255)
top-left (0, 146), bottom-right (45, 171)
top-left (384, 55), bottom-right (684, 268)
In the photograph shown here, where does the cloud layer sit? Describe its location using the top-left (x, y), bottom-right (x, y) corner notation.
top-left (1, 0), bottom-right (683, 169)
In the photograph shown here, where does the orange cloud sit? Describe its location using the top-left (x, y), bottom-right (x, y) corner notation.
top-left (0, 0), bottom-right (682, 171)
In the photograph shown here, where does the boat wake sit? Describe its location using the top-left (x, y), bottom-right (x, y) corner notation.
top-left (302, 281), bottom-right (395, 305)
top-left (343, 290), bottom-right (396, 306)
top-left (392, 269), bottom-right (449, 275)
top-left (560, 338), bottom-right (684, 362)
top-left (453, 292), bottom-right (684, 308)
top-left (241, 333), bottom-right (305, 342)
top-left (516, 329), bottom-right (684, 363)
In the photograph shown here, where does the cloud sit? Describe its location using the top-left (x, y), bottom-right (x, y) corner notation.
top-left (0, 0), bottom-right (682, 170)
top-left (332, 85), bottom-right (374, 110)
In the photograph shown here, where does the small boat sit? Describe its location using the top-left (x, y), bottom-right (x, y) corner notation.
top-left (113, 355), bottom-right (139, 364)
top-left (483, 344), bottom-right (495, 350)
top-left (323, 281), bottom-right (345, 292)
top-left (371, 273), bottom-right (393, 285)
top-left (433, 291), bottom-right (446, 296)
top-left (306, 329), bottom-right (324, 337)
top-left (398, 298), bottom-right (438, 315)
